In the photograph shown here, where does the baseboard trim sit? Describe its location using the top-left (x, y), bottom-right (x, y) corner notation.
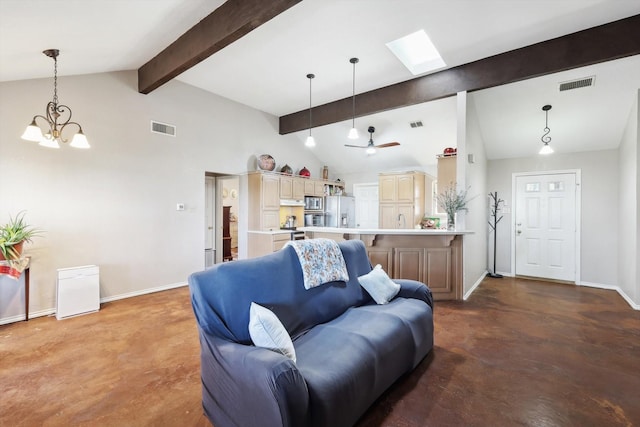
top-left (580, 281), bottom-right (639, 310)
top-left (0, 308), bottom-right (56, 325)
top-left (100, 281), bottom-right (188, 304)
top-left (0, 282), bottom-right (189, 326)
top-left (464, 270), bottom-right (488, 300)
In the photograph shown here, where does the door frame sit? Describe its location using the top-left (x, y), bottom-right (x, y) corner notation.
top-left (510, 169), bottom-right (581, 284)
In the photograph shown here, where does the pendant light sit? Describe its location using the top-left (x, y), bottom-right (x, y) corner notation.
top-left (539, 104), bottom-right (553, 155)
top-left (305, 73), bottom-right (316, 147)
top-left (348, 57), bottom-right (359, 139)
top-left (22, 49), bottom-right (89, 149)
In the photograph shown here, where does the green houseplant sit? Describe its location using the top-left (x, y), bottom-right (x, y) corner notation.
top-left (0, 211), bottom-right (42, 260)
top-left (436, 186), bottom-right (469, 230)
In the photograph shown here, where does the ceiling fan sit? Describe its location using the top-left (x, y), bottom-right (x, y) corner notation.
top-left (344, 126), bottom-right (400, 154)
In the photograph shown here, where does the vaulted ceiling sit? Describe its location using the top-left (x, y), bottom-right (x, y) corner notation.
top-left (1, 1), bottom-right (639, 174)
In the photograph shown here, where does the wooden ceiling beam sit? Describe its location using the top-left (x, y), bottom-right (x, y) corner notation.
top-left (138, 0), bottom-right (302, 94)
top-left (279, 14), bottom-right (640, 135)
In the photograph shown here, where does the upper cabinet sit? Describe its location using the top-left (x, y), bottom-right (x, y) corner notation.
top-left (437, 155), bottom-right (457, 193)
top-left (248, 172), bottom-right (280, 230)
top-left (378, 171), bottom-right (426, 229)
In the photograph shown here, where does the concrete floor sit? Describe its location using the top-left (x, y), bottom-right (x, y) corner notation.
top-left (1, 276), bottom-right (638, 426)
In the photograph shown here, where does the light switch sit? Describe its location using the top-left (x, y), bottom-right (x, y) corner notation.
top-left (176, 203), bottom-right (185, 211)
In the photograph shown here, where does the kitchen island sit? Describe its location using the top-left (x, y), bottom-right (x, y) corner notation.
top-left (304, 227), bottom-right (472, 300)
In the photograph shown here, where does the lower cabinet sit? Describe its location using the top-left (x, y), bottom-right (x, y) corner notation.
top-left (366, 247), bottom-right (393, 272)
top-left (306, 231), bottom-right (462, 300)
top-left (394, 247), bottom-right (454, 297)
top-left (247, 232), bottom-right (291, 258)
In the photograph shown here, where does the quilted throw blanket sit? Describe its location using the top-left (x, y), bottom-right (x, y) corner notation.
top-left (284, 238), bottom-right (349, 290)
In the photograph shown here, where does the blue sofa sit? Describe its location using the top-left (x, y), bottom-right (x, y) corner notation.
top-left (189, 240), bottom-right (434, 427)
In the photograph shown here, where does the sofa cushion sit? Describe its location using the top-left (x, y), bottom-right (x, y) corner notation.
top-left (249, 302), bottom-right (296, 363)
top-left (358, 264), bottom-right (401, 304)
top-left (189, 240), bottom-right (374, 344)
top-left (294, 298), bottom-right (433, 427)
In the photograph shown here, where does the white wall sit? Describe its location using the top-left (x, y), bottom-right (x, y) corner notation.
top-left (0, 70), bottom-right (322, 323)
top-left (487, 150), bottom-right (619, 286)
top-left (617, 90), bottom-right (639, 306)
top-left (463, 94), bottom-right (489, 296)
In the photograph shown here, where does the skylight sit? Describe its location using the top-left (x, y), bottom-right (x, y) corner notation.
top-left (386, 30), bottom-right (446, 75)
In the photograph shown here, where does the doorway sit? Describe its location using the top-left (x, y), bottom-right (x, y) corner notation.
top-left (205, 173), bottom-right (240, 267)
top-left (353, 183), bottom-right (379, 229)
top-left (512, 170), bottom-right (581, 282)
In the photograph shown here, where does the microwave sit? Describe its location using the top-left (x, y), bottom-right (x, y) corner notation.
top-left (304, 196), bottom-right (323, 211)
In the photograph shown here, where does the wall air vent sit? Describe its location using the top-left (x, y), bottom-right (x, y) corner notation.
top-left (409, 120), bottom-right (423, 128)
top-left (151, 121), bottom-right (176, 137)
top-left (559, 76), bottom-right (595, 92)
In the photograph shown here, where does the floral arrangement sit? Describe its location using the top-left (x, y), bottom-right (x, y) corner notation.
top-left (436, 186), bottom-right (469, 229)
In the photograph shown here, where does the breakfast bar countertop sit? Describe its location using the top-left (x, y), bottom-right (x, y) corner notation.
top-left (302, 227), bottom-right (473, 235)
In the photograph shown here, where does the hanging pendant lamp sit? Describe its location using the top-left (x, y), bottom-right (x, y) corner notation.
top-left (22, 49), bottom-right (89, 149)
top-left (305, 73), bottom-right (316, 147)
top-left (539, 104), bottom-right (553, 155)
top-left (348, 57), bottom-right (359, 139)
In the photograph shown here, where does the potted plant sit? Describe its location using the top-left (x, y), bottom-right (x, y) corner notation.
top-left (436, 186), bottom-right (469, 230)
top-left (0, 211), bottom-right (42, 261)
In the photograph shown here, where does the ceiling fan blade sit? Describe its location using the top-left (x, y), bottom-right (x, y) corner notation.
top-left (374, 142), bottom-right (401, 148)
top-left (344, 144), bottom-right (369, 148)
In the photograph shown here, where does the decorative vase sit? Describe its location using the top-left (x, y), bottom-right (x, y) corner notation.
top-left (280, 164), bottom-right (292, 175)
top-left (299, 166), bottom-right (310, 178)
top-left (322, 166), bottom-right (328, 180)
top-left (447, 212), bottom-right (456, 231)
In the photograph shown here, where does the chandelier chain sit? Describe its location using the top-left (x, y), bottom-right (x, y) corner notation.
top-left (52, 54), bottom-right (58, 105)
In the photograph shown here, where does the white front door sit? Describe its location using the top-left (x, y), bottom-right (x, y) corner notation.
top-left (514, 173), bottom-right (577, 281)
top-left (353, 183), bottom-right (379, 229)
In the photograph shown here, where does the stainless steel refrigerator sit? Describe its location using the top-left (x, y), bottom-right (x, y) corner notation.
top-left (324, 195), bottom-right (356, 228)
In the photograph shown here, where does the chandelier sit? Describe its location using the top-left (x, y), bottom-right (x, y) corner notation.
top-left (21, 49), bottom-right (89, 149)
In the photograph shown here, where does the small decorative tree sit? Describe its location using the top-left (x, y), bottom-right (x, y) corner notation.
top-left (436, 186), bottom-right (469, 230)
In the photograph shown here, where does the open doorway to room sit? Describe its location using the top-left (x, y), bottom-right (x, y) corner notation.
top-left (205, 173), bottom-right (240, 267)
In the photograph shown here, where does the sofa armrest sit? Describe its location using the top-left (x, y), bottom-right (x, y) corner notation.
top-left (394, 279), bottom-right (433, 309)
top-left (199, 330), bottom-right (310, 427)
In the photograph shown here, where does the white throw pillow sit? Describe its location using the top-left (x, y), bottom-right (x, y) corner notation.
top-left (248, 302), bottom-right (296, 363)
top-left (358, 265), bottom-right (401, 304)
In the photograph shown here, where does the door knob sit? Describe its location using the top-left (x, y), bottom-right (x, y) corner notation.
top-left (517, 230), bottom-right (522, 235)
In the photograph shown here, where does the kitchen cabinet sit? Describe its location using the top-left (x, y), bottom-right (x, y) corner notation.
top-left (393, 246), bottom-right (455, 299)
top-left (280, 176), bottom-right (304, 199)
top-left (303, 230), bottom-right (463, 300)
top-left (247, 231), bottom-right (292, 258)
top-left (280, 176), bottom-right (293, 199)
top-left (378, 171), bottom-right (425, 229)
top-left (293, 178), bottom-right (305, 199)
top-left (437, 155), bottom-right (457, 193)
top-left (248, 172), bottom-right (281, 230)
top-left (314, 181), bottom-right (326, 196)
top-left (304, 180), bottom-right (315, 195)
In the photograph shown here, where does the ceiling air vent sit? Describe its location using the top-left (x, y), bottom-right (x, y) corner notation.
top-left (151, 120), bottom-right (176, 137)
top-left (559, 76), bottom-right (595, 92)
top-left (409, 120), bottom-right (423, 128)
